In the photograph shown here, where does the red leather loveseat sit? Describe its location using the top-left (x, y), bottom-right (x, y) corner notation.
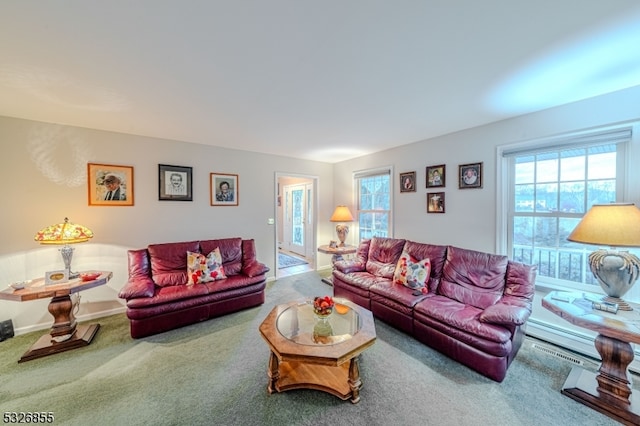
top-left (332, 237), bottom-right (536, 382)
top-left (118, 237), bottom-right (269, 338)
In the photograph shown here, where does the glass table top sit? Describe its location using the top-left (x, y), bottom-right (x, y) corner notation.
top-left (276, 300), bottom-right (361, 346)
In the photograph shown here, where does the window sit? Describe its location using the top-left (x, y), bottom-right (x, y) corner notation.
top-left (501, 127), bottom-right (631, 294)
top-left (354, 167), bottom-right (392, 241)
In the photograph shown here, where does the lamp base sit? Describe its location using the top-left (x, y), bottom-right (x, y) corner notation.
top-left (589, 249), bottom-right (640, 312)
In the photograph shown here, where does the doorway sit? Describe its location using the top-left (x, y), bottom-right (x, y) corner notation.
top-left (276, 173), bottom-right (317, 278)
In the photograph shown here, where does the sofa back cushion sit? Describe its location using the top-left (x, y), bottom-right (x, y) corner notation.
top-left (402, 241), bottom-right (448, 293)
top-left (200, 237), bottom-right (243, 276)
top-left (149, 240), bottom-right (200, 286)
top-left (366, 237), bottom-right (406, 278)
top-left (438, 246), bottom-right (508, 309)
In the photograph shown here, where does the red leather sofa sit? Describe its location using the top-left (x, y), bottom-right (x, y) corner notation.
top-left (332, 237), bottom-right (536, 382)
top-left (118, 237), bottom-right (269, 338)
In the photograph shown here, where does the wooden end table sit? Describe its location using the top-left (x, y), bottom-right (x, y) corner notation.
top-left (0, 271), bottom-right (113, 362)
top-left (259, 299), bottom-right (376, 403)
top-left (542, 291), bottom-right (640, 425)
top-left (317, 244), bottom-right (357, 285)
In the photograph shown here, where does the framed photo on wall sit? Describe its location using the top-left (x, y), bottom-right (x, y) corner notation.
top-left (459, 162), bottom-right (483, 189)
top-left (210, 173), bottom-right (238, 206)
top-left (426, 164), bottom-right (445, 188)
top-left (159, 164), bottom-right (193, 201)
top-left (427, 192), bottom-right (445, 213)
top-left (399, 171), bottom-right (416, 192)
top-left (87, 163), bottom-right (134, 206)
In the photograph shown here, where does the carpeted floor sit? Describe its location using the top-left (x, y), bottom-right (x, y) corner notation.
top-left (0, 271), bottom-right (632, 425)
top-left (278, 252), bottom-right (308, 268)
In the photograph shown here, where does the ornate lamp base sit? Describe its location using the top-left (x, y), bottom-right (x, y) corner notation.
top-left (589, 250), bottom-right (640, 312)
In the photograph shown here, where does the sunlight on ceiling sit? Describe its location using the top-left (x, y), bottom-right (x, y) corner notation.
top-left (489, 11), bottom-right (640, 114)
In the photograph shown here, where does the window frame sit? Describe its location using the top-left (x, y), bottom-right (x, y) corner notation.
top-left (353, 166), bottom-right (393, 242)
top-left (497, 125), bottom-right (633, 295)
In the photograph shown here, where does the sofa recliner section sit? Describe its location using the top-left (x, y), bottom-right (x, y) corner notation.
top-left (333, 237), bottom-right (536, 382)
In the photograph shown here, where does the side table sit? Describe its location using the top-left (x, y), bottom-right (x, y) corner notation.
top-left (542, 291), bottom-right (640, 425)
top-left (317, 244), bottom-right (357, 285)
top-left (0, 271), bottom-right (113, 362)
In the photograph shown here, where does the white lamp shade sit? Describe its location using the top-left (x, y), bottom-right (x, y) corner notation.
top-left (567, 203), bottom-right (640, 247)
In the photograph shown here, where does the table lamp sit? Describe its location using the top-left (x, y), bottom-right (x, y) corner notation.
top-left (567, 203), bottom-right (640, 311)
top-left (330, 205), bottom-right (354, 247)
top-left (34, 217), bottom-right (94, 279)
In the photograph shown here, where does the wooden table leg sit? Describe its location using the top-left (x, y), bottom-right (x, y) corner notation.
top-left (18, 295), bottom-right (100, 363)
top-left (562, 334), bottom-right (640, 425)
top-left (348, 356), bottom-right (362, 404)
top-left (267, 351), bottom-right (280, 394)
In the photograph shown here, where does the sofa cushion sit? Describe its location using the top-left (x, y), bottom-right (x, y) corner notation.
top-left (200, 238), bottom-right (243, 276)
top-left (414, 295), bottom-right (512, 344)
top-left (393, 251), bottom-right (431, 293)
top-left (438, 246), bottom-right (508, 310)
top-left (149, 240), bottom-right (200, 286)
top-left (187, 248), bottom-right (227, 284)
top-left (402, 240), bottom-right (448, 293)
top-left (365, 237), bottom-right (406, 278)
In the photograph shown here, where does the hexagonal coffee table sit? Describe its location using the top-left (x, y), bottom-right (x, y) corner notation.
top-left (259, 298), bottom-right (376, 403)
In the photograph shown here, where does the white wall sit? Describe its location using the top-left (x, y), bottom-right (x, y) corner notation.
top-left (333, 85), bottom-right (640, 367)
top-left (0, 116), bottom-right (335, 333)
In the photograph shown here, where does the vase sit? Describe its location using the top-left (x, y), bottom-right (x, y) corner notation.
top-left (313, 315), bottom-right (333, 339)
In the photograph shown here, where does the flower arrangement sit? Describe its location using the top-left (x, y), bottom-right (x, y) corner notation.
top-left (313, 296), bottom-right (334, 316)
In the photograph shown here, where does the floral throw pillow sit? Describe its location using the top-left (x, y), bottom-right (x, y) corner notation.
top-left (393, 251), bottom-right (431, 293)
top-left (187, 248), bottom-right (227, 284)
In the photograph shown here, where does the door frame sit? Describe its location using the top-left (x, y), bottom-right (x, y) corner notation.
top-left (275, 172), bottom-right (318, 278)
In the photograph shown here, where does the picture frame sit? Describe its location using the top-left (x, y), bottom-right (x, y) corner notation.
top-left (159, 164), bottom-right (193, 201)
top-left (210, 173), bottom-right (239, 206)
top-left (87, 163), bottom-right (134, 206)
top-left (45, 269), bottom-right (68, 285)
top-left (329, 240), bottom-right (338, 249)
top-left (426, 164), bottom-right (446, 188)
top-left (459, 162), bottom-right (483, 189)
top-left (427, 192), bottom-right (445, 213)
top-left (399, 171), bottom-right (416, 192)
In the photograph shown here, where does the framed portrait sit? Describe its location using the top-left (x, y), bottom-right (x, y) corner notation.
top-left (87, 163), bottom-right (134, 206)
top-left (459, 162), bottom-right (483, 189)
top-left (159, 164), bottom-right (193, 201)
top-left (427, 192), bottom-right (445, 213)
top-left (210, 173), bottom-right (239, 206)
top-left (426, 164), bottom-right (446, 188)
top-left (399, 171), bottom-right (416, 193)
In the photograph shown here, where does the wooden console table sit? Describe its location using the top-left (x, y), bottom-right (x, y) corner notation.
top-left (542, 291), bottom-right (640, 425)
top-left (0, 271), bottom-right (112, 362)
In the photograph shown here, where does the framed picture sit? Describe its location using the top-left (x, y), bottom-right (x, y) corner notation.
top-left (427, 192), bottom-right (445, 213)
top-left (87, 163), bottom-right (134, 206)
top-left (399, 171), bottom-right (416, 192)
top-left (210, 173), bottom-right (238, 206)
top-left (426, 164), bottom-right (446, 188)
top-left (159, 164), bottom-right (193, 201)
top-left (459, 162), bottom-right (483, 189)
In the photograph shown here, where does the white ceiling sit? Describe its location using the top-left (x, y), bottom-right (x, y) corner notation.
top-left (2, 1), bottom-right (640, 163)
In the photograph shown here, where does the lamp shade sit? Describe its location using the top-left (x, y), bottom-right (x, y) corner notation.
top-left (34, 217), bottom-right (94, 245)
top-left (330, 206), bottom-right (354, 222)
top-left (567, 203), bottom-right (640, 247)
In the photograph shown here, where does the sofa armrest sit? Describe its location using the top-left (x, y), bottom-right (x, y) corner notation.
top-left (243, 260), bottom-right (270, 278)
top-left (118, 277), bottom-right (156, 299)
top-left (479, 303), bottom-right (530, 326)
top-left (334, 260), bottom-right (366, 274)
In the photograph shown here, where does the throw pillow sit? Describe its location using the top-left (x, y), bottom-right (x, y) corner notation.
top-left (393, 251), bottom-right (431, 293)
top-left (187, 248), bottom-right (227, 284)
